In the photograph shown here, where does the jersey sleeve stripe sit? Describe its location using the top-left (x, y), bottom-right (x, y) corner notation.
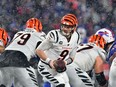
top-left (55, 31), bottom-right (58, 43)
top-left (76, 31), bottom-right (80, 44)
top-left (50, 32), bottom-right (55, 40)
top-left (76, 45), bottom-right (93, 52)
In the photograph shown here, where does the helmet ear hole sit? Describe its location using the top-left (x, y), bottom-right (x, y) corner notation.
top-left (26, 18), bottom-right (42, 32)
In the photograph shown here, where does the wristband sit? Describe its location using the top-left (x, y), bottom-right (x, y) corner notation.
top-left (65, 58), bottom-right (73, 65)
top-left (44, 58), bottom-right (51, 64)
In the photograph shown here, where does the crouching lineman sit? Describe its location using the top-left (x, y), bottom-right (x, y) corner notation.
top-left (0, 28), bottom-right (10, 87)
top-left (70, 28), bottom-right (114, 87)
top-left (0, 18), bottom-right (46, 87)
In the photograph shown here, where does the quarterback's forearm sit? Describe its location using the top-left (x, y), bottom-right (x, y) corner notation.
top-left (36, 49), bottom-right (47, 61)
top-left (36, 49), bottom-right (54, 68)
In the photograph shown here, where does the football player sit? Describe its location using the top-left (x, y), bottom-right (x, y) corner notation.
top-left (0, 28), bottom-right (10, 87)
top-left (36, 13), bottom-right (80, 87)
top-left (0, 18), bottom-right (46, 87)
top-left (99, 29), bottom-right (116, 87)
top-left (72, 28), bottom-right (114, 87)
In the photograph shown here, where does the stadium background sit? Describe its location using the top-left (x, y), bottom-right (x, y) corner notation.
top-left (0, 0), bottom-right (115, 87)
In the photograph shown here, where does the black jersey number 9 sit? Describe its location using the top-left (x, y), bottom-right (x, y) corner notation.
top-left (13, 33), bottom-right (31, 45)
top-left (60, 50), bottom-right (69, 60)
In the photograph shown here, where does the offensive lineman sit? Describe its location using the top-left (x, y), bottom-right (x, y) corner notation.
top-left (72, 28), bottom-right (114, 87)
top-left (0, 18), bottom-right (46, 87)
top-left (0, 28), bottom-right (10, 87)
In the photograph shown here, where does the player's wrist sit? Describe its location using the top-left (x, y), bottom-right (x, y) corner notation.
top-left (44, 58), bottom-right (51, 64)
top-left (65, 57), bottom-right (73, 65)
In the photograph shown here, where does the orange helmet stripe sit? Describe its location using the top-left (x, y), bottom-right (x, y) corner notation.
top-left (61, 13), bottom-right (78, 26)
top-left (88, 35), bottom-right (106, 48)
top-left (26, 18), bottom-right (42, 32)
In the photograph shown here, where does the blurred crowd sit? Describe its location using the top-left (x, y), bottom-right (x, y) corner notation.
top-left (0, 0), bottom-right (116, 39)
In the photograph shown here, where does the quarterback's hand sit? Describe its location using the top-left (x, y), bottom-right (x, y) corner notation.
top-left (52, 59), bottom-right (66, 73)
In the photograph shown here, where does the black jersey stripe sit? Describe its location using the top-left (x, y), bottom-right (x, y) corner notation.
top-left (50, 32), bottom-right (55, 40)
top-left (55, 30), bottom-right (58, 43)
top-left (76, 31), bottom-right (80, 44)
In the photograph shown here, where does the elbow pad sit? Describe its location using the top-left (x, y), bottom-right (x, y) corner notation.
top-left (95, 72), bottom-right (107, 86)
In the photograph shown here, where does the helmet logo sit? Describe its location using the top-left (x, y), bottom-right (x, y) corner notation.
top-left (59, 41), bottom-right (63, 44)
top-left (98, 31), bottom-right (109, 37)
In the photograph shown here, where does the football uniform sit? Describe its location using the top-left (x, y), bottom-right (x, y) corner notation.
top-left (106, 41), bottom-right (116, 63)
top-left (107, 41), bottom-right (116, 87)
top-left (69, 43), bottom-right (107, 87)
top-left (0, 28), bottom-right (10, 87)
top-left (37, 29), bottom-right (80, 87)
top-left (0, 28), bottom-right (46, 87)
top-left (74, 43), bottom-right (106, 71)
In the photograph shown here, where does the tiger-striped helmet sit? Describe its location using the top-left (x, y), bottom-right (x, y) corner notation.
top-left (61, 13), bottom-right (78, 26)
top-left (88, 34), bottom-right (106, 49)
top-left (0, 28), bottom-right (9, 46)
top-left (60, 14), bottom-right (78, 36)
top-left (26, 18), bottom-right (42, 32)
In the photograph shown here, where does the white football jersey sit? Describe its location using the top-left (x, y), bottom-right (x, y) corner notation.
top-left (74, 43), bottom-right (107, 72)
top-left (37, 29), bottom-right (80, 60)
top-left (5, 28), bottom-right (46, 61)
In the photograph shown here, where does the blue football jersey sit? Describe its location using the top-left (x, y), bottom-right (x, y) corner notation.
top-left (107, 41), bottom-right (116, 63)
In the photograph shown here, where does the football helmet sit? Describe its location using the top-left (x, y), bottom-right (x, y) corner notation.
top-left (95, 28), bottom-right (115, 44)
top-left (26, 18), bottom-right (42, 32)
top-left (61, 14), bottom-right (78, 26)
top-left (0, 28), bottom-right (9, 46)
top-left (60, 14), bottom-right (78, 36)
top-left (88, 35), bottom-right (106, 49)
